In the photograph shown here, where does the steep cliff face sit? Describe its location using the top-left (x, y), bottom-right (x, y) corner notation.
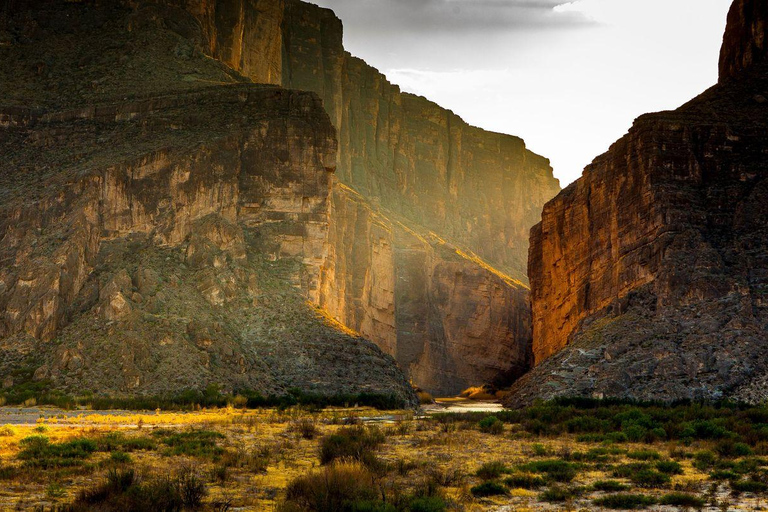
top-left (280, 1), bottom-right (559, 280)
top-left (321, 185), bottom-right (531, 395)
top-left (719, 0), bottom-right (768, 81)
top-left (509, 0), bottom-right (768, 406)
top-left (278, 0), bottom-right (558, 393)
top-left (0, 2), bottom-right (415, 404)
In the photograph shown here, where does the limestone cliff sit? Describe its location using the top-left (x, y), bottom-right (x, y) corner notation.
top-left (508, 0), bottom-right (768, 406)
top-left (279, 0), bottom-right (558, 393)
top-left (0, 2), bottom-right (415, 404)
top-left (321, 186), bottom-right (531, 396)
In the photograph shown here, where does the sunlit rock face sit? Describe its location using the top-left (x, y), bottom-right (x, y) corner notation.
top-left (508, 0), bottom-right (768, 406)
top-left (278, 0), bottom-right (559, 393)
top-left (150, 0), bottom-right (560, 393)
top-left (0, 3), bottom-right (415, 404)
top-left (321, 186), bottom-right (532, 396)
top-left (1, 0), bottom-right (560, 397)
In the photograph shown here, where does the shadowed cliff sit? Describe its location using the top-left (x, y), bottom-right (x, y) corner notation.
top-left (507, 0), bottom-right (768, 407)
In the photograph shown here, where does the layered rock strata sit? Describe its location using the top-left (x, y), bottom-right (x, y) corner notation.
top-left (0, 3), bottom-right (415, 403)
top-left (320, 186), bottom-right (532, 395)
top-left (278, 0), bottom-right (559, 392)
top-left (507, 0), bottom-right (768, 406)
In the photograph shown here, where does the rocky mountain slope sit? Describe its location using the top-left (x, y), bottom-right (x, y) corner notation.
top-left (507, 0), bottom-right (768, 406)
top-left (0, 2), bottom-right (414, 403)
top-left (172, 0), bottom-right (560, 394)
top-left (0, 0), bottom-right (558, 398)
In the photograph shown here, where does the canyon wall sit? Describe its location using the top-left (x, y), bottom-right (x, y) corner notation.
top-left (2, 0), bottom-right (560, 397)
top-left (508, 0), bottom-right (768, 406)
top-left (321, 186), bottom-right (531, 395)
top-left (0, 3), bottom-right (415, 404)
top-left (279, 0), bottom-right (558, 393)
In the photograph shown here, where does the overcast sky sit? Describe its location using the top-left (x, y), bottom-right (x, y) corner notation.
top-left (310, 0), bottom-right (732, 186)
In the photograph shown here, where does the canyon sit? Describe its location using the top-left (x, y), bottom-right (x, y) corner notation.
top-left (507, 0), bottom-right (768, 406)
top-left (0, 0), bottom-right (558, 399)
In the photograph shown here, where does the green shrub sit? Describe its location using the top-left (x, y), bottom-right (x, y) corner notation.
top-left (659, 492), bottom-right (706, 508)
top-left (731, 479), bottom-right (768, 494)
top-left (623, 425), bottom-right (648, 442)
top-left (476, 461), bottom-right (510, 480)
top-left (613, 463), bottom-right (650, 478)
top-left (348, 501), bottom-right (397, 512)
top-left (656, 460), bottom-right (683, 475)
top-left (98, 432), bottom-right (156, 452)
top-left (693, 450), bottom-right (718, 471)
top-left (630, 469), bottom-right (671, 488)
top-left (478, 416), bottom-right (504, 435)
top-left (518, 459), bottom-right (577, 483)
top-left (627, 450), bottom-right (661, 461)
top-left (109, 452), bottom-right (132, 464)
top-left (470, 482), bottom-right (507, 497)
top-left (605, 432), bottom-right (629, 444)
top-left (593, 493), bottom-right (657, 509)
top-left (407, 497), bottom-right (447, 512)
top-left (716, 439), bottom-right (754, 458)
top-left (319, 426), bottom-right (385, 467)
top-left (710, 469), bottom-right (739, 481)
top-left (504, 473), bottom-right (546, 489)
top-left (153, 429), bottom-right (224, 459)
top-left (592, 480), bottom-right (630, 492)
top-left (18, 436), bottom-right (97, 468)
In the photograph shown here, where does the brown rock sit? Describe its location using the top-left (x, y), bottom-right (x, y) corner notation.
top-left (509, 0), bottom-right (768, 406)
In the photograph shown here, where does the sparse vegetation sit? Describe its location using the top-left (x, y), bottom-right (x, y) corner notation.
top-left (3, 398), bottom-right (768, 510)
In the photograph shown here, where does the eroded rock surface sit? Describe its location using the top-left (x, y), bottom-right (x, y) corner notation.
top-left (0, 2), bottom-right (414, 403)
top-left (508, 0), bottom-right (768, 407)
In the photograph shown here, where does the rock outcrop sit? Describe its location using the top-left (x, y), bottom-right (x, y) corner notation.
top-left (0, 2), bottom-right (415, 404)
top-left (279, 0), bottom-right (558, 393)
top-left (143, 0), bottom-right (559, 393)
top-left (321, 186), bottom-right (531, 395)
top-left (1, 0), bottom-right (561, 398)
top-left (508, 0), bottom-right (768, 406)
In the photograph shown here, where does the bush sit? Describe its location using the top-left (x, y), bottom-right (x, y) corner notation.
top-left (592, 480), bottom-right (630, 492)
top-left (656, 460), bottom-right (683, 475)
top-left (630, 469), bottom-right (671, 488)
top-left (109, 451), bottom-right (132, 464)
top-left (693, 450), bottom-right (717, 471)
top-left (659, 492), bottom-right (706, 508)
top-left (290, 418), bottom-right (319, 440)
top-left (627, 450), bottom-right (661, 461)
top-left (716, 439), bottom-right (754, 458)
top-left (18, 436), bottom-right (97, 468)
top-left (519, 460), bottom-right (577, 483)
top-left (319, 426), bottom-right (384, 466)
top-left (75, 467), bottom-right (207, 511)
top-left (470, 482), bottom-right (507, 497)
top-left (284, 461), bottom-right (378, 511)
top-left (408, 497), bottom-right (446, 512)
top-left (478, 416), bottom-right (504, 435)
top-left (476, 461), bottom-right (510, 480)
top-left (593, 493), bottom-right (657, 509)
top-left (154, 429), bottom-right (224, 459)
top-left (731, 479), bottom-right (768, 494)
top-left (504, 473), bottom-right (546, 489)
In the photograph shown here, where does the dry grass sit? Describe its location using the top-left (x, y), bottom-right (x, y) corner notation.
top-left (0, 405), bottom-right (765, 511)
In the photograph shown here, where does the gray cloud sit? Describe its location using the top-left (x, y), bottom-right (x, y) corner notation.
top-left (312, 0), bottom-right (596, 34)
